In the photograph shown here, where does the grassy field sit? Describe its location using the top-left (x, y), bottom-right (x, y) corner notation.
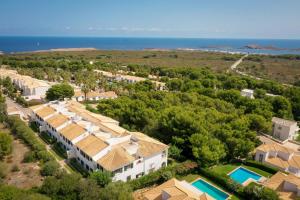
top-left (4, 50), bottom-right (240, 72)
top-left (237, 55), bottom-right (300, 84)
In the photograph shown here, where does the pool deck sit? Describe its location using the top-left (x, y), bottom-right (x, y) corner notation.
top-left (227, 166), bottom-right (266, 186)
top-left (192, 178), bottom-right (231, 200)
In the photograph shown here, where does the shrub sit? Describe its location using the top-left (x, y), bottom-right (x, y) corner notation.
top-left (0, 162), bottom-right (8, 178)
top-left (23, 151), bottom-right (37, 163)
top-left (11, 165), bottom-right (20, 172)
top-left (89, 170), bottom-right (112, 187)
top-left (197, 167), bottom-right (242, 193)
top-left (6, 116), bottom-right (55, 163)
top-left (243, 182), bottom-right (279, 200)
top-left (0, 131), bottom-right (13, 159)
top-left (161, 170), bottom-right (173, 181)
top-left (243, 160), bottom-right (278, 174)
top-left (99, 181), bottom-right (133, 200)
top-left (41, 161), bottom-right (60, 176)
top-left (129, 161), bottom-right (197, 190)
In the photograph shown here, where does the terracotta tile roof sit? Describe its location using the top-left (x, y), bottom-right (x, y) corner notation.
top-left (264, 172), bottom-right (300, 200)
top-left (75, 135), bottom-right (108, 157)
top-left (97, 147), bottom-right (135, 171)
top-left (66, 101), bottom-right (119, 124)
top-left (287, 155), bottom-right (300, 169)
top-left (60, 123), bottom-right (86, 141)
top-left (35, 106), bottom-right (56, 118)
top-left (46, 114), bottom-right (69, 128)
top-left (29, 104), bottom-right (44, 110)
top-left (131, 132), bottom-right (168, 157)
top-left (98, 91), bottom-right (118, 98)
top-left (265, 157), bottom-right (290, 169)
top-left (141, 178), bottom-right (203, 200)
top-left (256, 143), bottom-right (294, 154)
top-left (272, 117), bottom-right (297, 127)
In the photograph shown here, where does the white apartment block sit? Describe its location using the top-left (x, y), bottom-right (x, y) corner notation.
top-left (30, 100), bottom-right (168, 182)
top-left (0, 68), bottom-right (52, 100)
top-left (272, 117), bottom-right (299, 141)
top-left (94, 70), bottom-right (167, 91)
top-left (255, 143), bottom-right (300, 177)
top-left (72, 90), bottom-right (118, 102)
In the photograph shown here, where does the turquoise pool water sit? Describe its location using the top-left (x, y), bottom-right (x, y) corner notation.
top-left (192, 179), bottom-right (229, 200)
top-left (229, 167), bottom-right (262, 184)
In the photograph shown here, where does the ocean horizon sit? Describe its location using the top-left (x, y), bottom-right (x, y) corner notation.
top-left (1, 36), bottom-right (300, 55)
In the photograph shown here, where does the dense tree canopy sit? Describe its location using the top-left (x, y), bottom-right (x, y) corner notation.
top-left (46, 83), bottom-right (74, 101)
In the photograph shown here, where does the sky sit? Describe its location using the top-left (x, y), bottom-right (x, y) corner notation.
top-left (0, 0), bottom-right (300, 39)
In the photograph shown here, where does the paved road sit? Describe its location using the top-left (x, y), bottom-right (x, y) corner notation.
top-left (5, 96), bottom-right (31, 120)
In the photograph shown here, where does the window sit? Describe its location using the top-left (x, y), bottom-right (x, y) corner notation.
top-left (126, 176), bottom-right (131, 181)
top-left (113, 168), bottom-right (123, 175)
top-left (278, 126), bottom-right (282, 130)
top-left (259, 154), bottom-right (264, 162)
top-left (124, 163), bottom-right (133, 171)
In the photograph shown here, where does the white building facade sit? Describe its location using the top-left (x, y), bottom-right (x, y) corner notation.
top-left (30, 100), bottom-right (168, 182)
top-left (272, 117), bottom-right (299, 141)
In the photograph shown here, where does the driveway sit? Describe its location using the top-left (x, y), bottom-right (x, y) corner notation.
top-left (5, 96), bottom-right (31, 120)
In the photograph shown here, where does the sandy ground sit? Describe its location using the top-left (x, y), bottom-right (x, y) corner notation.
top-left (4, 139), bottom-right (43, 189)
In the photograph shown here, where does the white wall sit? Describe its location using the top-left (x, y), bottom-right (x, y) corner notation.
top-left (283, 181), bottom-right (298, 192)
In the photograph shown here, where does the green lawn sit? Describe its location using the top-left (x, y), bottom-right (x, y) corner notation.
top-left (211, 163), bottom-right (273, 178)
top-left (242, 165), bottom-right (273, 178)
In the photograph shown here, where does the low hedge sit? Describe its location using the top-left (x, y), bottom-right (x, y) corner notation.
top-left (197, 167), bottom-right (242, 194)
top-left (129, 160), bottom-right (197, 190)
top-left (243, 160), bottom-right (278, 174)
top-left (6, 116), bottom-right (55, 163)
top-left (198, 167), bottom-right (279, 199)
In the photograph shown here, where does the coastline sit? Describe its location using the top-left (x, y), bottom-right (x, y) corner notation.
top-left (33, 47), bottom-right (97, 53)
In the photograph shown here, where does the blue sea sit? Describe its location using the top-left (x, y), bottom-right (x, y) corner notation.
top-left (1, 36), bottom-right (300, 55)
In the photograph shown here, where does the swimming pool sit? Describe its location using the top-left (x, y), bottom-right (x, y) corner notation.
top-left (229, 167), bottom-right (262, 184)
top-left (192, 179), bottom-right (229, 200)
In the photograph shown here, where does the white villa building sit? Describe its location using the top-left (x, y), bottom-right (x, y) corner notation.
top-left (241, 88), bottom-right (279, 99)
top-left (272, 117), bottom-right (299, 141)
top-left (30, 100), bottom-right (168, 182)
top-left (94, 69), bottom-right (167, 91)
top-left (137, 178), bottom-right (215, 200)
top-left (255, 143), bottom-right (300, 177)
top-left (72, 90), bottom-right (118, 102)
top-left (0, 68), bottom-right (52, 100)
top-left (241, 89), bottom-right (255, 99)
top-left (264, 172), bottom-right (300, 199)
